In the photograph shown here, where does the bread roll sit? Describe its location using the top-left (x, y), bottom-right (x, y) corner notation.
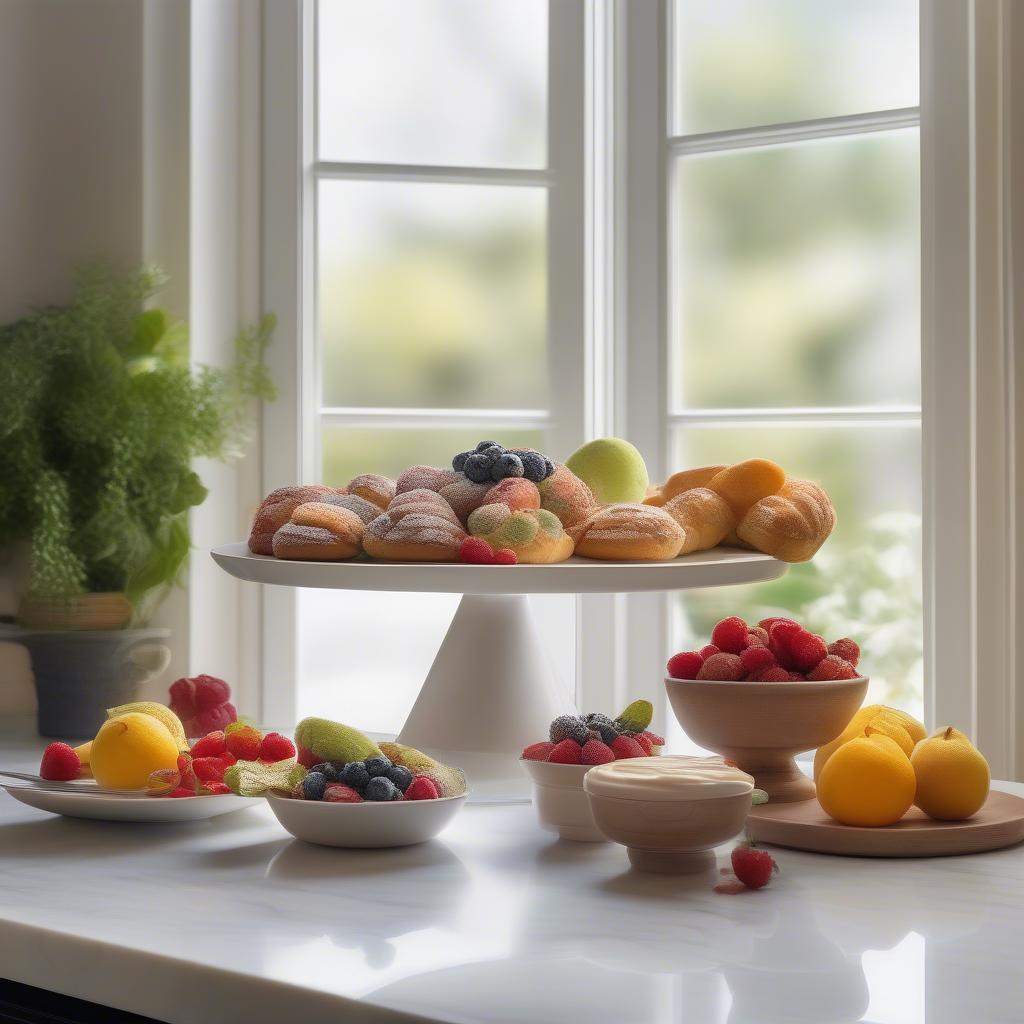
top-left (664, 487), bottom-right (737, 554)
top-left (736, 478), bottom-right (836, 563)
top-left (572, 503), bottom-right (685, 561)
top-left (271, 502), bottom-right (364, 560)
top-left (644, 465), bottom-right (727, 506)
top-left (345, 473), bottom-right (396, 509)
top-left (248, 485), bottom-right (336, 555)
top-left (363, 511), bottom-right (466, 561)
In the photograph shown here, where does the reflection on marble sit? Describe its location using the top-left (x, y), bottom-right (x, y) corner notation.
top-left (0, 721), bottom-right (1022, 1024)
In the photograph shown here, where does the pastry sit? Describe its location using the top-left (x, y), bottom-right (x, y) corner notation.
top-left (345, 473), bottom-right (396, 509)
top-left (735, 478), bottom-right (836, 563)
top-left (664, 487), bottom-right (737, 554)
top-left (466, 503), bottom-right (573, 564)
top-left (363, 490), bottom-right (467, 561)
top-left (537, 463), bottom-right (597, 528)
top-left (644, 465), bottom-right (726, 506)
top-left (572, 503), bottom-right (685, 561)
top-left (481, 477), bottom-right (541, 512)
top-left (271, 502), bottom-right (364, 560)
top-left (437, 475), bottom-right (492, 522)
top-left (326, 492), bottom-right (384, 525)
top-left (565, 437), bottom-right (649, 503)
top-left (248, 485), bottom-right (337, 555)
top-left (395, 465), bottom-right (459, 495)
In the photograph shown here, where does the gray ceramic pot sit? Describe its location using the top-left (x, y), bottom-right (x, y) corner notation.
top-left (0, 625), bottom-right (170, 739)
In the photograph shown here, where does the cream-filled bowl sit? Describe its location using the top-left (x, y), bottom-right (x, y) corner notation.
top-left (584, 755), bottom-right (754, 873)
top-left (519, 759), bottom-right (606, 842)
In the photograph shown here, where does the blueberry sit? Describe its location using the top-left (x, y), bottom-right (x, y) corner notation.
top-left (452, 451), bottom-right (472, 472)
top-left (364, 756), bottom-right (393, 778)
top-left (387, 765), bottom-right (413, 792)
top-left (302, 771), bottom-right (328, 801)
top-left (340, 761), bottom-right (370, 790)
top-left (312, 762), bottom-right (341, 782)
top-left (463, 453), bottom-right (493, 483)
top-left (549, 714), bottom-right (590, 745)
top-left (475, 440), bottom-right (503, 452)
top-left (490, 453), bottom-right (524, 481)
top-left (364, 776), bottom-right (402, 802)
top-left (515, 451), bottom-right (547, 483)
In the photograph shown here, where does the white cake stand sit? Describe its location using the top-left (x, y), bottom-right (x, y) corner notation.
top-left (212, 543), bottom-right (785, 801)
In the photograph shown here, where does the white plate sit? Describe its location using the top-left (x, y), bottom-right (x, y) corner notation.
top-left (3, 784), bottom-right (261, 822)
top-left (266, 791), bottom-right (467, 847)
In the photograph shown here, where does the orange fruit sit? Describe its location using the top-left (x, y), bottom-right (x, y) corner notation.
top-left (817, 729), bottom-right (916, 827)
top-left (865, 716), bottom-right (914, 757)
top-left (814, 705), bottom-right (925, 779)
top-left (911, 727), bottom-right (990, 820)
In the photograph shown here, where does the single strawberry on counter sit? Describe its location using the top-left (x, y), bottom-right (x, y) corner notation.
top-left (730, 841), bottom-right (778, 890)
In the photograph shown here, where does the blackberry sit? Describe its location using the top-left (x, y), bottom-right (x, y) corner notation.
top-left (364, 756), bottom-right (393, 778)
top-left (585, 714), bottom-right (622, 744)
top-left (490, 453), bottom-right (524, 481)
top-left (452, 451), bottom-right (472, 472)
top-left (365, 776), bottom-right (402, 802)
top-left (339, 761), bottom-right (370, 791)
top-left (301, 771), bottom-right (328, 801)
top-left (475, 440), bottom-right (503, 452)
top-left (515, 451), bottom-right (548, 483)
top-left (463, 454), bottom-right (493, 483)
top-left (387, 765), bottom-right (414, 792)
top-left (549, 714), bottom-right (590, 745)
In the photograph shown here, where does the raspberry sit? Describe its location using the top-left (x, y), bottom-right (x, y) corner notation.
top-left (666, 651), bottom-right (703, 680)
top-left (699, 644), bottom-right (720, 660)
top-left (189, 702), bottom-right (238, 737)
top-left (740, 646), bottom-right (776, 675)
top-left (260, 732), bottom-right (296, 762)
top-left (697, 652), bottom-right (744, 681)
top-left (758, 616), bottom-right (798, 633)
top-left (193, 674), bottom-right (231, 711)
top-left (492, 548), bottom-right (518, 565)
top-left (192, 757), bottom-right (227, 783)
top-left (610, 735), bottom-right (647, 759)
top-left (191, 731), bottom-right (227, 758)
top-left (768, 620), bottom-right (803, 669)
top-left (203, 781), bottom-right (231, 795)
top-left (168, 677), bottom-right (197, 720)
top-left (754, 667), bottom-right (796, 682)
top-left (460, 536), bottom-right (495, 564)
top-left (634, 734), bottom-right (654, 755)
top-left (168, 787), bottom-right (197, 798)
top-left (711, 616), bottom-right (749, 654)
top-left (789, 630), bottom-right (828, 671)
top-left (522, 741), bottom-right (555, 761)
top-left (39, 742), bottom-right (81, 781)
top-left (547, 739), bottom-right (584, 764)
top-left (405, 776), bottom-right (440, 800)
top-left (225, 725), bottom-right (262, 761)
top-left (748, 626), bottom-right (770, 646)
top-left (323, 783), bottom-right (364, 803)
top-left (808, 655), bottom-right (858, 681)
top-left (176, 754), bottom-right (198, 791)
top-left (642, 729), bottom-right (665, 747)
top-left (581, 739), bottom-right (616, 764)
top-left (731, 842), bottom-right (777, 890)
top-left (828, 638), bottom-right (860, 668)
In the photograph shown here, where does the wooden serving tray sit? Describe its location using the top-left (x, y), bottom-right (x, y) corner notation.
top-left (746, 790), bottom-right (1024, 858)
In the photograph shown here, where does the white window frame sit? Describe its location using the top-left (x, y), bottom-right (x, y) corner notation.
top-left (258, 0), bottom-right (1023, 778)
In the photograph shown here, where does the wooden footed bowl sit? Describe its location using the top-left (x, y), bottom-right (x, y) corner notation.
top-left (664, 676), bottom-right (869, 802)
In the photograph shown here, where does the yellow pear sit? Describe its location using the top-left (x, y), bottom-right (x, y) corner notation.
top-left (90, 712), bottom-right (180, 789)
top-left (911, 727), bottom-right (990, 821)
top-left (817, 728), bottom-right (916, 827)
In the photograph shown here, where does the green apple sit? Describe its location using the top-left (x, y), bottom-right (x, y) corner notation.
top-left (565, 437), bottom-right (649, 503)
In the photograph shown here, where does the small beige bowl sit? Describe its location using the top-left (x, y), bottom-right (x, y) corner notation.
top-left (584, 755), bottom-right (754, 873)
top-left (519, 759), bottom-right (606, 842)
top-left (664, 675), bottom-right (869, 802)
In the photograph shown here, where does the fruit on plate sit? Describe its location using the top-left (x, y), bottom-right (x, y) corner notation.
top-left (73, 740), bottom-right (93, 778)
top-left (911, 727), bottom-right (990, 821)
top-left (813, 704), bottom-right (926, 780)
top-left (816, 728), bottom-right (917, 827)
top-left (520, 702), bottom-right (664, 764)
top-left (667, 616), bottom-right (861, 683)
top-left (106, 700), bottom-right (189, 752)
top-left (564, 437), bottom-right (649, 504)
top-left (294, 717), bottom-right (382, 768)
top-left (168, 674), bottom-right (238, 737)
top-left (90, 712), bottom-right (181, 789)
top-left (39, 742), bottom-right (82, 781)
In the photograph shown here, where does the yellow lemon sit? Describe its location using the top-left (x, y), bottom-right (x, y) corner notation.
top-left (814, 704), bottom-right (925, 779)
top-left (911, 727), bottom-right (990, 820)
top-left (817, 729), bottom-right (916, 827)
top-left (90, 712), bottom-right (179, 789)
top-left (73, 740), bottom-right (93, 779)
top-left (889, 709), bottom-right (927, 747)
top-left (864, 714), bottom-right (914, 757)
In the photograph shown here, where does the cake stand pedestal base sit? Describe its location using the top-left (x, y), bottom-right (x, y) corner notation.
top-left (397, 594), bottom-right (577, 803)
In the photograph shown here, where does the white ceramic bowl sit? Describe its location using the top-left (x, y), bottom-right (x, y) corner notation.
top-left (265, 791), bottom-right (467, 848)
top-left (519, 759), bottom-right (605, 842)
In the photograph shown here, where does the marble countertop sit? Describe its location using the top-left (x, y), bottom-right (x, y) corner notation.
top-left (1, 722), bottom-right (1022, 1024)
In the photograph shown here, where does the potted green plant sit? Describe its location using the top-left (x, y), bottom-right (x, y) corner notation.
top-left (0, 265), bottom-right (275, 736)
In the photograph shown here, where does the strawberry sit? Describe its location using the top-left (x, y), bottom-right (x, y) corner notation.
top-left (259, 732), bottom-right (296, 762)
top-left (547, 739), bottom-right (583, 764)
top-left (224, 725), bottom-right (262, 761)
top-left (39, 742), bottom-right (81, 781)
top-left (581, 739), bottom-right (616, 764)
top-left (740, 646), bottom-right (776, 675)
top-left (405, 776), bottom-right (440, 800)
top-left (634, 734), bottom-right (654, 755)
top-left (202, 781), bottom-right (231, 796)
top-left (191, 731), bottom-right (227, 758)
top-left (610, 735), bottom-right (647, 759)
top-left (642, 729), bottom-right (665, 748)
top-left (460, 537), bottom-right (495, 564)
top-left (808, 655), bottom-right (857, 681)
top-left (768, 620), bottom-right (802, 669)
top-left (827, 638), bottom-right (860, 668)
top-left (492, 548), bottom-right (518, 565)
top-left (666, 651), bottom-right (703, 680)
top-left (698, 644), bottom-right (721, 660)
top-left (521, 741), bottom-right (555, 761)
top-left (731, 842), bottom-right (778, 890)
top-left (788, 630), bottom-right (828, 671)
top-left (711, 616), bottom-right (749, 654)
top-left (697, 652), bottom-right (744, 681)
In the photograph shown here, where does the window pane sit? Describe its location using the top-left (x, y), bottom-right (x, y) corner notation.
top-left (669, 424), bottom-right (923, 726)
top-left (320, 180), bottom-right (547, 410)
top-left (672, 0), bottom-right (919, 135)
top-left (318, 0), bottom-right (547, 167)
top-left (671, 130), bottom-right (919, 410)
top-left (322, 426), bottom-right (545, 487)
